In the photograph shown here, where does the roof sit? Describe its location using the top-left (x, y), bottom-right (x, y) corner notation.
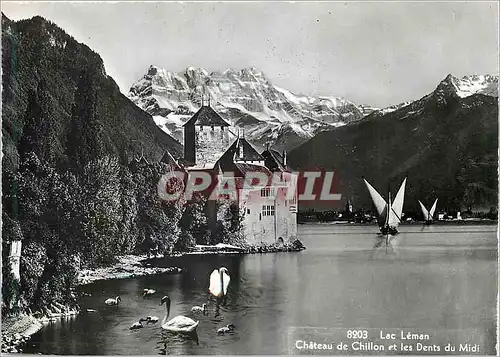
top-left (220, 165), bottom-right (271, 190)
top-left (129, 155), bottom-right (150, 170)
top-left (183, 105), bottom-right (231, 127)
top-left (186, 163), bottom-right (217, 170)
top-left (218, 137), bottom-right (264, 164)
top-left (160, 150), bottom-right (183, 171)
top-left (233, 162), bottom-right (272, 178)
top-left (261, 148), bottom-right (290, 172)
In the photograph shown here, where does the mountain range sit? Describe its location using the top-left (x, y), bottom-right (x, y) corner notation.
top-left (288, 73), bottom-right (499, 212)
top-left (2, 14), bottom-right (182, 174)
top-left (2, 13), bottom-right (497, 214)
top-left (129, 65), bottom-right (369, 151)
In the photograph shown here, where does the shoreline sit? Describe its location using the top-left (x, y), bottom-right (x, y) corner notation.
top-left (2, 240), bottom-right (306, 353)
top-left (77, 254), bottom-right (183, 286)
top-left (298, 219), bottom-right (498, 226)
top-left (1, 315), bottom-right (43, 353)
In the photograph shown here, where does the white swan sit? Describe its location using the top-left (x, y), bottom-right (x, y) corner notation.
top-left (217, 324), bottom-right (235, 334)
top-left (143, 289), bottom-right (156, 297)
top-left (104, 296), bottom-right (121, 306)
top-left (160, 296), bottom-right (199, 333)
top-left (130, 318), bottom-right (147, 330)
top-left (209, 267), bottom-right (230, 299)
top-left (145, 316), bottom-right (159, 324)
top-left (191, 303), bottom-right (207, 314)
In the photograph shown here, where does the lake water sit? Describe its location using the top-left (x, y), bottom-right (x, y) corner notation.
top-left (25, 224), bottom-right (498, 355)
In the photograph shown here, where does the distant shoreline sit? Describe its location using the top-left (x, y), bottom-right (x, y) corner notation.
top-left (298, 219), bottom-right (498, 226)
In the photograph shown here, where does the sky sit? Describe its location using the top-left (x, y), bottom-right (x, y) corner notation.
top-left (2, 1), bottom-right (499, 108)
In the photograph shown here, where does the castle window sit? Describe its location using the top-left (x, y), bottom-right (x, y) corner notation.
top-left (247, 208), bottom-right (250, 214)
top-left (261, 187), bottom-right (275, 197)
top-left (221, 127), bottom-right (224, 131)
top-left (200, 126), bottom-right (204, 131)
top-left (211, 126), bottom-right (214, 131)
top-left (261, 205), bottom-right (275, 217)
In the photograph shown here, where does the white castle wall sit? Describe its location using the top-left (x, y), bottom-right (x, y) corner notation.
top-left (238, 183), bottom-right (297, 245)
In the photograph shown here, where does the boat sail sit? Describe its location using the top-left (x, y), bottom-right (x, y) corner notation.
top-left (363, 177), bottom-right (407, 235)
top-left (418, 198), bottom-right (438, 224)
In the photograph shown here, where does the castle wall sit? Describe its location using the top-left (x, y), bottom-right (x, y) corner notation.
top-left (234, 159), bottom-right (265, 166)
top-left (238, 184), bottom-right (297, 245)
top-left (184, 125), bottom-right (196, 164)
top-left (195, 125), bottom-right (232, 165)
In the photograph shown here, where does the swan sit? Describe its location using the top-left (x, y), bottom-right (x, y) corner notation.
top-left (217, 324), bottom-right (235, 334)
top-left (104, 296), bottom-right (121, 306)
top-left (143, 289), bottom-right (156, 297)
top-left (86, 309), bottom-right (97, 313)
top-left (209, 267), bottom-right (230, 299)
top-left (160, 295), bottom-right (199, 333)
top-left (130, 318), bottom-right (147, 330)
top-left (146, 316), bottom-right (159, 324)
top-left (191, 303), bottom-right (207, 314)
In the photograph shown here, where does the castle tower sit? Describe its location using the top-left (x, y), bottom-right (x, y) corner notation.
top-left (183, 97), bottom-right (232, 166)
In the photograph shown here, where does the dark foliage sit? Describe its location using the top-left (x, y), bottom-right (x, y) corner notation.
top-left (1, 14), bottom-right (190, 316)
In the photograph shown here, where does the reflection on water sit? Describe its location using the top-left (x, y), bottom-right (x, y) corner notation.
top-left (157, 331), bottom-right (200, 355)
top-left (24, 224), bottom-right (497, 355)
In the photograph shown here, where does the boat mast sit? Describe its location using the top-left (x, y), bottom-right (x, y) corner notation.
top-left (386, 190), bottom-right (391, 248)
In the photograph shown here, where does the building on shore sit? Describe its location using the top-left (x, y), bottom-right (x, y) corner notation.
top-left (170, 100), bottom-right (298, 244)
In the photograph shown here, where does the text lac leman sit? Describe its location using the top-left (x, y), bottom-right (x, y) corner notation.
top-left (380, 330), bottom-right (430, 340)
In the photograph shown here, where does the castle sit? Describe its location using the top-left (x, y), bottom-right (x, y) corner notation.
top-left (167, 100), bottom-right (298, 245)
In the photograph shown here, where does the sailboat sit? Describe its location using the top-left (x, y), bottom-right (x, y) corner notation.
top-left (418, 198), bottom-right (438, 225)
top-left (363, 177), bottom-right (407, 239)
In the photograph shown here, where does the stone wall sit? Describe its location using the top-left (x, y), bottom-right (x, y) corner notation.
top-left (195, 125), bottom-right (232, 165)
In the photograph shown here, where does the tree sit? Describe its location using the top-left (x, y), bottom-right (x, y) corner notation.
top-left (16, 152), bottom-right (81, 310)
top-left (67, 70), bottom-right (105, 171)
top-left (179, 194), bottom-right (209, 245)
top-left (133, 161), bottom-right (186, 256)
top-left (215, 199), bottom-right (246, 246)
top-left (79, 156), bottom-right (122, 266)
top-left (19, 80), bottom-right (59, 164)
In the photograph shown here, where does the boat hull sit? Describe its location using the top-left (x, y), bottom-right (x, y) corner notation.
top-left (380, 226), bottom-right (398, 236)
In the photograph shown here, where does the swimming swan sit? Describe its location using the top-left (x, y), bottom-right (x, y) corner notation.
top-left (217, 324), bottom-right (235, 334)
top-left (104, 296), bottom-right (121, 306)
top-left (160, 295), bottom-right (199, 333)
top-left (143, 289), bottom-right (156, 297)
top-left (191, 303), bottom-right (207, 314)
top-left (209, 267), bottom-right (230, 299)
top-left (130, 318), bottom-right (147, 330)
top-left (145, 316), bottom-right (159, 324)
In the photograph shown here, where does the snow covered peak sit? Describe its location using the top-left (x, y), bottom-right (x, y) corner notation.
top-left (128, 65), bottom-right (366, 151)
top-left (147, 65), bottom-right (160, 75)
top-left (438, 74), bottom-right (498, 98)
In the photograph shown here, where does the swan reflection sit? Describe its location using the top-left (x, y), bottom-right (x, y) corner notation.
top-left (157, 330), bottom-right (199, 355)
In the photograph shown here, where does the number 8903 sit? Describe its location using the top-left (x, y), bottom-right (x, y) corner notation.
top-left (346, 330), bottom-right (368, 339)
